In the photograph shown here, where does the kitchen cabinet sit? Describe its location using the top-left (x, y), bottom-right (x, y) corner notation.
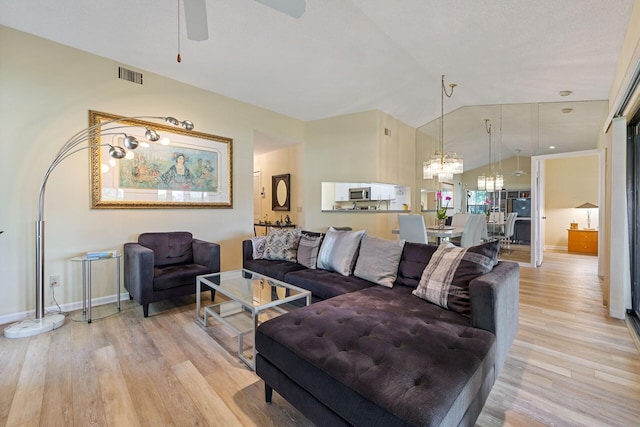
top-left (370, 184), bottom-right (393, 201)
top-left (334, 183), bottom-right (353, 201)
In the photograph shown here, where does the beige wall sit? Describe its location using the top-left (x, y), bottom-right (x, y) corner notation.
top-left (0, 27), bottom-right (305, 318)
top-left (253, 144), bottom-right (304, 231)
top-left (545, 155), bottom-right (599, 247)
top-left (300, 111), bottom-right (416, 239)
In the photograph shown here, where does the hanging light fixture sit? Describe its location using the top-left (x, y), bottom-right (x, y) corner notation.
top-left (423, 75), bottom-right (462, 181)
top-left (494, 106), bottom-right (504, 189)
top-left (478, 119), bottom-right (497, 192)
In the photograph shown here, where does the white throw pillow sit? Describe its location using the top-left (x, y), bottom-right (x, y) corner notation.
top-left (317, 228), bottom-right (365, 276)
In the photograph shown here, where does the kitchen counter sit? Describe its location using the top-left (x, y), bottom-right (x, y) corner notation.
top-left (321, 209), bottom-right (407, 213)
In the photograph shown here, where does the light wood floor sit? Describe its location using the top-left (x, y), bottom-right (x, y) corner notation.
top-left (497, 244), bottom-right (531, 264)
top-left (1, 250), bottom-right (639, 426)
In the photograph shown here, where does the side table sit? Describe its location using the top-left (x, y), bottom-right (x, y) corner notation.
top-left (567, 229), bottom-right (598, 255)
top-left (70, 254), bottom-right (122, 323)
top-left (253, 222), bottom-right (297, 236)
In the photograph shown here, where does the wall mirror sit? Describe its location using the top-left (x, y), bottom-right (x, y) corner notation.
top-left (417, 100), bottom-right (607, 174)
top-left (417, 100), bottom-right (608, 207)
top-left (421, 183), bottom-right (453, 212)
top-left (416, 100), bottom-right (608, 264)
top-left (272, 173), bottom-right (290, 211)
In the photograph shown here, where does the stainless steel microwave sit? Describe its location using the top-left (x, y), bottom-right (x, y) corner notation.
top-left (349, 187), bottom-right (371, 201)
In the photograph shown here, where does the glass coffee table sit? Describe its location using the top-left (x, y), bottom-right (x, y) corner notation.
top-left (196, 269), bottom-right (311, 370)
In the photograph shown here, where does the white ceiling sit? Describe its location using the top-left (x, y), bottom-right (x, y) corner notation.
top-left (0, 0), bottom-right (633, 166)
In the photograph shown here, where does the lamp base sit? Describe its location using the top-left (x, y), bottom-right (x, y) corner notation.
top-left (4, 313), bottom-right (65, 339)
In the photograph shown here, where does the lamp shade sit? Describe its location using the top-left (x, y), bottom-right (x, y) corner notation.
top-left (576, 202), bottom-right (598, 209)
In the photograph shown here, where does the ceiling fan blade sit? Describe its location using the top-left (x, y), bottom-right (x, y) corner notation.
top-left (254, 0), bottom-right (306, 18)
top-left (184, 0), bottom-right (209, 41)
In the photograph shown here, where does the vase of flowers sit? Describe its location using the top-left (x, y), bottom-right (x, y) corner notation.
top-left (485, 198), bottom-right (492, 220)
top-left (436, 191), bottom-right (451, 228)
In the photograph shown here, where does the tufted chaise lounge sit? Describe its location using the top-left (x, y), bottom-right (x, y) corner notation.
top-left (244, 236), bottom-right (519, 426)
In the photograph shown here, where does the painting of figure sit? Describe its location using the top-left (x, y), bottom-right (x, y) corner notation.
top-left (118, 143), bottom-right (219, 193)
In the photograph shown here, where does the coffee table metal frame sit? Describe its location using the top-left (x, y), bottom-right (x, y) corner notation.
top-left (196, 269), bottom-right (311, 369)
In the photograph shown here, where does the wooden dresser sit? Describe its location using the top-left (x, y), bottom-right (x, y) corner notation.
top-left (567, 229), bottom-right (598, 255)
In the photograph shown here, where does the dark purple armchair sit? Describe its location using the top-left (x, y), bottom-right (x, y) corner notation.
top-left (124, 231), bottom-right (220, 317)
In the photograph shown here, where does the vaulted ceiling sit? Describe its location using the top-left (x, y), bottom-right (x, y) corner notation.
top-left (0, 0), bottom-right (634, 167)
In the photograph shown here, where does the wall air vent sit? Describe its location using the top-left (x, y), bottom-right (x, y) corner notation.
top-left (117, 66), bottom-right (143, 85)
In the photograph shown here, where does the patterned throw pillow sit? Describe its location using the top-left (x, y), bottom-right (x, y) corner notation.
top-left (297, 233), bottom-right (323, 269)
top-left (353, 234), bottom-right (405, 287)
top-left (263, 228), bottom-right (302, 262)
top-left (250, 236), bottom-right (267, 259)
top-left (412, 240), bottom-right (499, 317)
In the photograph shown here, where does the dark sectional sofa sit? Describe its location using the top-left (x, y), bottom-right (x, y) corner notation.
top-left (242, 232), bottom-right (519, 427)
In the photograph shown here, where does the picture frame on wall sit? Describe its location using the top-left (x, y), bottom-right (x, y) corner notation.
top-left (272, 173), bottom-right (290, 211)
top-left (89, 110), bottom-right (233, 208)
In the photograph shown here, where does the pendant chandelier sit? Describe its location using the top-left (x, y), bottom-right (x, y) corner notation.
top-left (477, 119), bottom-right (503, 192)
top-left (423, 75), bottom-right (463, 181)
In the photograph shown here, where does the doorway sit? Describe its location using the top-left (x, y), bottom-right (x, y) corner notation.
top-left (253, 170), bottom-right (262, 223)
top-left (531, 149), bottom-right (603, 269)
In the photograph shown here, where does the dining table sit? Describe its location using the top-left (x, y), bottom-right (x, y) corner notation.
top-left (486, 221), bottom-right (505, 237)
top-left (424, 226), bottom-right (464, 244)
top-left (392, 226), bottom-right (464, 244)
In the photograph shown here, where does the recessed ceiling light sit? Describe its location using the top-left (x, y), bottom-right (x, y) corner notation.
top-left (559, 90), bottom-right (573, 97)
top-left (562, 108), bottom-right (573, 113)
top-left (549, 146), bottom-right (556, 149)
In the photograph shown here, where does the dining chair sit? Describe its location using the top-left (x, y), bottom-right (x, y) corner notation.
top-left (451, 213), bottom-right (470, 228)
top-left (398, 214), bottom-right (428, 244)
top-left (458, 214), bottom-right (485, 247)
top-left (501, 213), bottom-right (518, 249)
top-left (489, 212), bottom-right (518, 251)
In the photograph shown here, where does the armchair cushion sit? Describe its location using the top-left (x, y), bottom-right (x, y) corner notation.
top-left (153, 263), bottom-right (214, 290)
top-left (138, 231), bottom-right (193, 267)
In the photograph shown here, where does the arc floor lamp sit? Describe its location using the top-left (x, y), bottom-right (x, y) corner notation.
top-left (4, 114), bottom-right (194, 338)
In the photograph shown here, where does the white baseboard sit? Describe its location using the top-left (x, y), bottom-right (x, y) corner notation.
top-left (0, 292), bottom-right (130, 326)
top-left (545, 245), bottom-right (568, 251)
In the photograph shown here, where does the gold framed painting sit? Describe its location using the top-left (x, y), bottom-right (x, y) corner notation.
top-left (89, 110), bottom-right (233, 208)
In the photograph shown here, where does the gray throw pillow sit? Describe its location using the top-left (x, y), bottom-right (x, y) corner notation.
top-left (354, 234), bottom-right (405, 288)
top-left (317, 229), bottom-right (365, 276)
top-left (263, 228), bottom-right (302, 262)
top-left (297, 233), bottom-right (323, 269)
top-left (412, 240), bottom-right (499, 318)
